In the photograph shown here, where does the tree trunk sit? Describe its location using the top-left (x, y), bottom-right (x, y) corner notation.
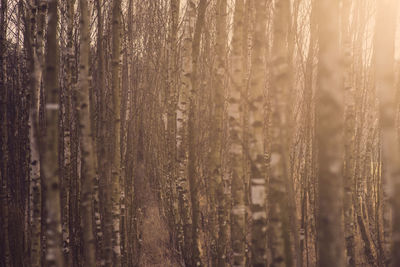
top-left (0, 0), bottom-right (10, 264)
top-left (230, 0), bottom-right (245, 266)
top-left (43, 0), bottom-right (64, 266)
top-left (374, 1), bottom-right (399, 266)
top-left (24, 2), bottom-right (42, 266)
top-left (78, 0), bottom-right (96, 265)
top-left (249, 0), bottom-right (268, 266)
top-left (269, 0), bottom-right (293, 265)
top-left (111, 0), bottom-right (122, 265)
top-left (301, 1), bottom-right (316, 265)
top-left (210, 0), bottom-right (228, 265)
top-left (61, 0), bottom-right (75, 264)
top-left (177, 1), bottom-right (196, 265)
top-left (166, 0), bottom-right (180, 250)
top-left (188, 1), bottom-right (207, 265)
top-left (315, 0), bottom-right (344, 266)
top-left (94, 0), bottom-right (108, 264)
top-left (341, 0), bottom-right (356, 265)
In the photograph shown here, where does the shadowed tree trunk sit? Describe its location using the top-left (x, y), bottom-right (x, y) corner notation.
top-left (315, 0), bottom-right (344, 266)
top-left (210, 0), bottom-right (228, 265)
top-left (269, 0), bottom-right (293, 265)
top-left (341, 0), bottom-right (356, 265)
top-left (188, 1), bottom-right (207, 265)
top-left (0, 0), bottom-right (10, 265)
top-left (374, 1), bottom-right (399, 266)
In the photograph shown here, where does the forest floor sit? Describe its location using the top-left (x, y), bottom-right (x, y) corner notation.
top-left (137, 173), bottom-right (178, 266)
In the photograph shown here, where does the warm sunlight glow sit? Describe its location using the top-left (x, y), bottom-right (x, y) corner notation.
top-left (1, 0), bottom-right (400, 266)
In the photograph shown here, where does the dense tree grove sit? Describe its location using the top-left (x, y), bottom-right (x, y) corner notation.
top-left (1, 0), bottom-right (400, 266)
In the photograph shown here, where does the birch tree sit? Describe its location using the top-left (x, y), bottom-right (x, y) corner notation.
top-left (78, 0), bottom-right (96, 265)
top-left (249, 0), bottom-right (268, 265)
top-left (43, 0), bottom-right (64, 266)
top-left (230, 0), bottom-right (245, 266)
top-left (1, 0), bottom-right (400, 266)
top-left (111, 0), bottom-right (122, 265)
top-left (24, 1), bottom-right (42, 265)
